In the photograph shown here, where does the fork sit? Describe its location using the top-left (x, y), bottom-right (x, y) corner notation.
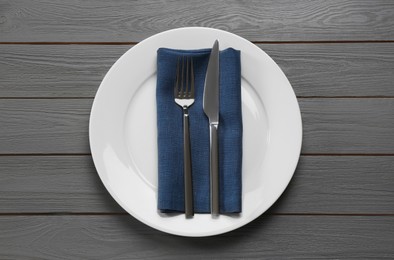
top-left (174, 56), bottom-right (195, 218)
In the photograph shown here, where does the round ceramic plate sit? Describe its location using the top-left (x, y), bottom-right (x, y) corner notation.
top-left (89, 27), bottom-right (302, 237)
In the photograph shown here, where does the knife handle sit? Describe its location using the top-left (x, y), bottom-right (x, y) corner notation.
top-left (209, 123), bottom-right (220, 216)
top-left (183, 107), bottom-right (194, 218)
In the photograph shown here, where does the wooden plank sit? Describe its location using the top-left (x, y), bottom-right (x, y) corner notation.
top-left (0, 156), bottom-right (393, 214)
top-left (1, 43), bottom-right (394, 98)
top-left (0, 215), bottom-right (392, 259)
top-left (300, 98), bottom-right (394, 153)
top-left (0, 99), bottom-right (92, 154)
top-left (0, 156), bottom-right (122, 213)
top-left (1, 99), bottom-right (394, 154)
top-left (1, 0), bottom-right (394, 42)
top-left (260, 43), bottom-right (394, 97)
top-left (271, 156), bottom-right (394, 214)
top-left (0, 45), bottom-right (130, 97)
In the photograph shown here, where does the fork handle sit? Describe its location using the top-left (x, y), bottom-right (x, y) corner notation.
top-left (209, 123), bottom-right (220, 216)
top-left (183, 106), bottom-right (194, 218)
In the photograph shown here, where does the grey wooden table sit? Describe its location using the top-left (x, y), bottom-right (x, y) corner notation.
top-left (1, 0), bottom-right (394, 259)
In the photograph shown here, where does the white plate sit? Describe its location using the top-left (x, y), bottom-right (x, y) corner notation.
top-left (89, 27), bottom-right (302, 237)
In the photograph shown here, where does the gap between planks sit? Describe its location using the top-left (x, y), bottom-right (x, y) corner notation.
top-left (1, 97), bottom-right (394, 100)
top-left (0, 213), bottom-right (393, 216)
top-left (0, 153), bottom-right (394, 156)
top-left (1, 40), bottom-right (394, 45)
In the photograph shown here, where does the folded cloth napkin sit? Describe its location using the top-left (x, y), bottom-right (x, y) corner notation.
top-left (156, 47), bottom-right (242, 213)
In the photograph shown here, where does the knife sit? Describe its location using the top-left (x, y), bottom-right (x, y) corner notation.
top-left (203, 40), bottom-right (220, 216)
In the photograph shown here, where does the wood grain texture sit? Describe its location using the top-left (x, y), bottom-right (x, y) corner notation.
top-left (1, 99), bottom-right (394, 154)
top-left (272, 156), bottom-right (394, 214)
top-left (0, 156), bottom-right (393, 214)
top-left (300, 98), bottom-right (394, 153)
top-left (1, 43), bottom-right (394, 97)
top-left (261, 43), bottom-right (394, 97)
top-left (1, 0), bottom-right (394, 42)
top-left (0, 215), bottom-right (393, 259)
top-left (0, 99), bottom-right (91, 154)
top-left (0, 156), bottom-right (122, 213)
top-left (0, 45), bottom-right (128, 97)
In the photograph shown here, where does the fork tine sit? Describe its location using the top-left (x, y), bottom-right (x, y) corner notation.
top-left (174, 57), bottom-right (180, 98)
top-left (186, 56), bottom-right (190, 97)
top-left (190, 57), bottom-right (194, 98)
top-left (181, 56), bottom-right (185, 97)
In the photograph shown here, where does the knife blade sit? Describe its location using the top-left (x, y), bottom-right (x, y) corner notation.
top-left (203, 40), bottom-right (220, 216)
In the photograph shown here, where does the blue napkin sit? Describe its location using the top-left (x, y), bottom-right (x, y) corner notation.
top-left (156, 47), bottom-right (242, 213)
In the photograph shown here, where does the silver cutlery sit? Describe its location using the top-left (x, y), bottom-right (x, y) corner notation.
top-left (174, 56), bottom-right (195, 218)
top-left (203, 40), bottom-right (220, 216)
